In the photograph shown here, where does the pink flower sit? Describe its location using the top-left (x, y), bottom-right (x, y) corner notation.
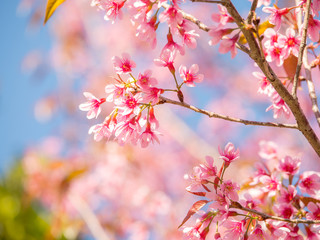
top-left (136, 70), bottom-right (158, 89)
top-left (79, 92), bottom-right (106, 119)
top-left (274, 203), bottom-right (296, 219)
top-left (142, 87), bottom-right (163, 105)
top-left (218, 142), bottom-right (240, 166)
top-left (248, 224), bottom-right (271, 240)
top-left (299, 171), bottom-right (320, 196)
top-left (92, 0), bottom-right (126, 23)
top-left (264, 28), bottom-right (281, 47)
top-left (262, 6), bottom-right (290, 31)
top-left (278, 28), bottom-right (301, 58)
top-left (112, 53), bottom-right (136, 74)
top-left (222, 219), bottom-right (244, 240)
top-left (115, 115), bottom-right (141, 145)
top-left (162, 32), bottom-right (185, 55)
top-left (253, 71), bottom-right (272, 96)
top-left (198, 156), bottom-right (217, 181)
top-left (159, 6), bottom-right (183, 33)
top-left (154, 49), bottom-right (176, 73)
top-left (258, 140), bottom-right (278, 161)
top-left (117, 93), bottom-right (143, 116)
top-left (182, 30), bottom-right (199, 49)
top-left (278, 156), bottom-right (301, 176)
top-left (239, 193), bottom-right (261, 210)
top-left (207, 191), bottom-right (230, 211)
top-left (265, 43), bottom-right (286, 66)
top-left (220, 180), bottom-right (239, 201)
top-left (211, 4), bottom-right (234, 26)
top-left (259, 174), bottom-right (280, 197)
top-left (88, 115), bottom-right (116, 141)
top-left (148, 106), bottom-right (159, 130)
top-left (307, 16), bottom-right (320, 42)
top-left (136, 18), bottom-right (158, 49)
top-left (266, 91), bottom-right (290, 119)
top-left (278, 185), bottom-right (297, 204)
top-left (179, 64), bottom-right (204, 87)
top-left (219, 34), bottom-right (239, 59)
top-left (208, 27), bottom-right (234, 46)
top-left (306, 202), bottom-right (320, 220)
top-left (105, 83), bottom-right (126, 103)
top-left (139, 123), bottom-right (161, 148)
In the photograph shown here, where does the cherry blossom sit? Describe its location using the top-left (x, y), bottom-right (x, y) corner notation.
top-left (299, 171), bottom-right (320, 196)
top-left (79, 92), bottom-right (106, 119)
top-left (179, 64), bottom-right (204, 87)
top-left (218, 142), bottom-right (240, 166)
top-left (112, 53), bottom-right (136, 74)
top-left (262, 6), bottom-right (290, 31)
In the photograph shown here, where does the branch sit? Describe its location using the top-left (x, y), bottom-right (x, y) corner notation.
top-left (190, 0), bottom-right (224, 3)
top-left (292, 0), bottom-right (312, 98)
top-left (246, 0), bottom-right (258, 24)
top-left (231, 201), bottom-right (320, 225)
top-left (159, 96), bottom-right (298, 129)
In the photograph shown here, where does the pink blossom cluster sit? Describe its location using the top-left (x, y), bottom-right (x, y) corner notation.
top-left (181, 142), bottom-right (320, 239)
top-left (80, 53), bottom-right (204, 147)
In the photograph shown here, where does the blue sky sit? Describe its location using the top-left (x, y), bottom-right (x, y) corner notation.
top-left (0, 1), bottom-right (56, 173)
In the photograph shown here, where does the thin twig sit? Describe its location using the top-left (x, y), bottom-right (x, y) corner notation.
top-left (159, 96), bottom-right (298, 129)
top-left (231, 201), bottom-right (320, 225)
top-left (247, 0), bottom-right (258, 24)
top-left (304, 52), bottom-right (320, 127)
top-left (190, 0), bottom-right (224, 3)
top-left (292, 0), bottom-right (312, 99)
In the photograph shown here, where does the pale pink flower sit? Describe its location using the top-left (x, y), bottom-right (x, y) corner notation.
top-left (220, 180), bottom-right (239, 201)
top-left (264, 28), bottom-right (281, 47)
top-left (306, 226), bottom-right (320, 240)
top-left (266, 91), bottom-right (291, 119)
top-left (112, 53), bottom-right (136, 74)
top-left (182, 30), bottom-right (199, 49)
top-left (208, 27), bottom-right (234, 46)
top-left (139, 123), bottom-right (161, 148)
top-left (299, 171), bottom-right (320, 196)
top-left (148, 106), bottom-right (159, 130)
top-left (265, 43), bottom-right (286, 66)
top-left (239, 193), bottom-right (261, 210)
top-left (248, 224), bottom-right (271, 240)
top-left (92, 0), bottom-right (126, 23)
top-left (198, 156), bottom-right (217, 181)
top-left (115, 115), bottom-right (141, 145)
top-left (266, 220), bottom-right (291, 239)
top-left (179, 64), bottom-right (204, 87)
top-left (262, 7), bottom-right (290, 31)
top-left (79, 92), bottom-right (106, 119)
top-left (89, 116), bottom-right (116, 141)
top-left (278, 185), bottom-right (297, 204)
top-left (154, 49), bottom-right (176, 73)
top-left (274, 203), bottom-right (296, 219)
top-left (159, 6), bottom-right (183, 32)
top-left (207, 191), bottom-right (230, 211)
top-left (222, 219), bottom-right (244, 240)
top-left (253, 71), bottom-right (272, 96)
top-left (258, 140), bottom-right (278, 161)
top-left (306, 202), bottom-right (320, 220)
top-left (279, 28), bottom-right (301, 58)
top-left (278, 156), bottom-right (301, 176)
top-left (219, 34), bottom-right (239, 59)
top-left (211, 4), bottom-right (234, 26)
top-left (259, 174), bottom-right (280, 197)
top-left (307, 16), bottom-right (320, 42)
top-left (136, 70), bottom-right (158, 89)
top-left (105, 83), bottom-right (126, 103)
top-left (136, 19), bottom-right (158, 49)
top-left (218, 142), bottom-right (240, 166)
top-left (117, 93), bottom-right (143, 116)
top-left (142, 87), bottom-right (163, 105)
top-left (162, 32), bottom-right (185, 55)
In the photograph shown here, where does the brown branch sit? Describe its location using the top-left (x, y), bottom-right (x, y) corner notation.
top-left (246, 0), bottom-right (258, 24)
top-left (292, 0), bottom-right (312, 98)
top-left (159, 96), bottom-right (298, 129)
top-left (231, 201), bottom-right (320, 225)
top-left (190, 0), bottom-right (224, 3)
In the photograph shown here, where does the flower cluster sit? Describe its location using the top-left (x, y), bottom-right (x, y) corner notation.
top-left (181, 142), bottom-right (320, 239)
top-left (80, 53), bottom-right (204, 147)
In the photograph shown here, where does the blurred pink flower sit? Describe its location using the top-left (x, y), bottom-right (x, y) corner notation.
top-left (299, 171), bottom-right (320, 196)
top-left (112, 53), bottom-right (136, 74)
top-left (278, 156), bottom-right (301, 176)
top-left (262, 7), bottom-right (290, 31)
top-left (79, 92), bottom-right (106, 119)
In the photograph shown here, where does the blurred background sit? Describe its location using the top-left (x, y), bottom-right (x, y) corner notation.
top-left (1, 0), bottom-right (320, 239)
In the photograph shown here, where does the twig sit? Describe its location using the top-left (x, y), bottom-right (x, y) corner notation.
top-left (247, 0), bottom-right (258, 24)
top-left (190, 0), bottom-right (224, 3)
top-left (304, 52), bottom-right (320, 127)
top-left (231, 201), bottom-right (320, 225)
top-left (159, 96), bottom-right (298, 129)
top-left (292, 0), bottom-right (311, 98)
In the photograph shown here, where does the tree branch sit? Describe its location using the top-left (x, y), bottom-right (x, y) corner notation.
top-left (231, 201), bottom-right (320, 225)
top-left (246, 0), bottom-right (258, 24)
top-left (292, 0), bottom-right (311, 98)
top-left (159, 96), bottom-right (298, 129)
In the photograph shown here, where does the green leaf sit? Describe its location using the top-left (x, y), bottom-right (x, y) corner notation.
top-left (44, 0), bottom-right (66, 24)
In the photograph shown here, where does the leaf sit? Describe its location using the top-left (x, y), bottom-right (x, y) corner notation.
top-left (239, 21), bottom-right (274, 45)
top-left (186, 190), bottom-right (206, 197)
top-left (178, 200), bottom-right (209, 228)
top-left (44, 0), bottom-right (66, 24)
top-left (300, 196), bottom-right (320, 206)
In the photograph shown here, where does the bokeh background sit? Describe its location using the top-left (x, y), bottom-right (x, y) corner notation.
top-left (1, 0), bottom-right (320, 239)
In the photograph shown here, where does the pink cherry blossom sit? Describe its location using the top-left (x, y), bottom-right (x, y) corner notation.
top-left (135, 18), bottom-right (158, 49)
top-left (306, 202), bottom-right (320, 220)
top-left (278, 28), bottom-right (301, 58)
top-left (253, 71), bottom-right (272, 96)
top-left (258, 140), bottom-right (278, 161)
top-left (139, 123), bottom-right (161, 148)
top-left (265, 43), bottom-right (286, 66)
top-left (114, 115), bottom-right (141, 145)
top-left (218, 142), bottom-right (240, 166)
top-left (266, 91), bottom-right (291, 119)
top-left (264, 28), bottom-right (282, 47)
top-left (222, 219), bottom-right (244, 240)
top-left (278, 156), bottom-right (301, 176)
top-left (159, 6), bottom-right (183, 33)
top-left (142, 87), bottom-right (163, 105)
top-left (154, 49), bottom-right (176, 73)
top-left (112, 53), bottom-right (136, 74)
top-left (198, 156), bottom-right (217, 181)
top-left (262, 7), bottom-right (290, 31)
top-left (259, 174), bottom-right (280, 197)
top-left (220, 180), bottom-right (239, 201)
top-left (211, 4), bottom-right (234, 26)
top-left (79, 92), bottom-right (106, 119)
top-left (208, 27), bottom-right (234, 46)
top-left (162, 32), bottom-right (185, 55)
top-left (219, 34), bottom-right (239, 59)
top-left (278, 185), bottom-right (297, 204)
top-left (181, 30), bottom-right (199, 49)
top-left (179, 64), bottom-right (204, 87)
top-left (105, 83), bottom-right (126, 103)
top-left (117, 93), bottom-right (143, 116)
top-left (248, 224), bottom-right (271, 240)
top-left (299, 171), bottom-right (320, 196)
top-left (148, 106), bottom-right (159, 130)
top-left (307, 16), bottom-right (320, 42)
top-left (136, 70), bottom-right (158, 89)
top-left (92, 0), bottom-right (126, 23)
top-left (89, 115), bottom-right (116, 141)
top-left (273, 203), bottom-right (296, 219)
